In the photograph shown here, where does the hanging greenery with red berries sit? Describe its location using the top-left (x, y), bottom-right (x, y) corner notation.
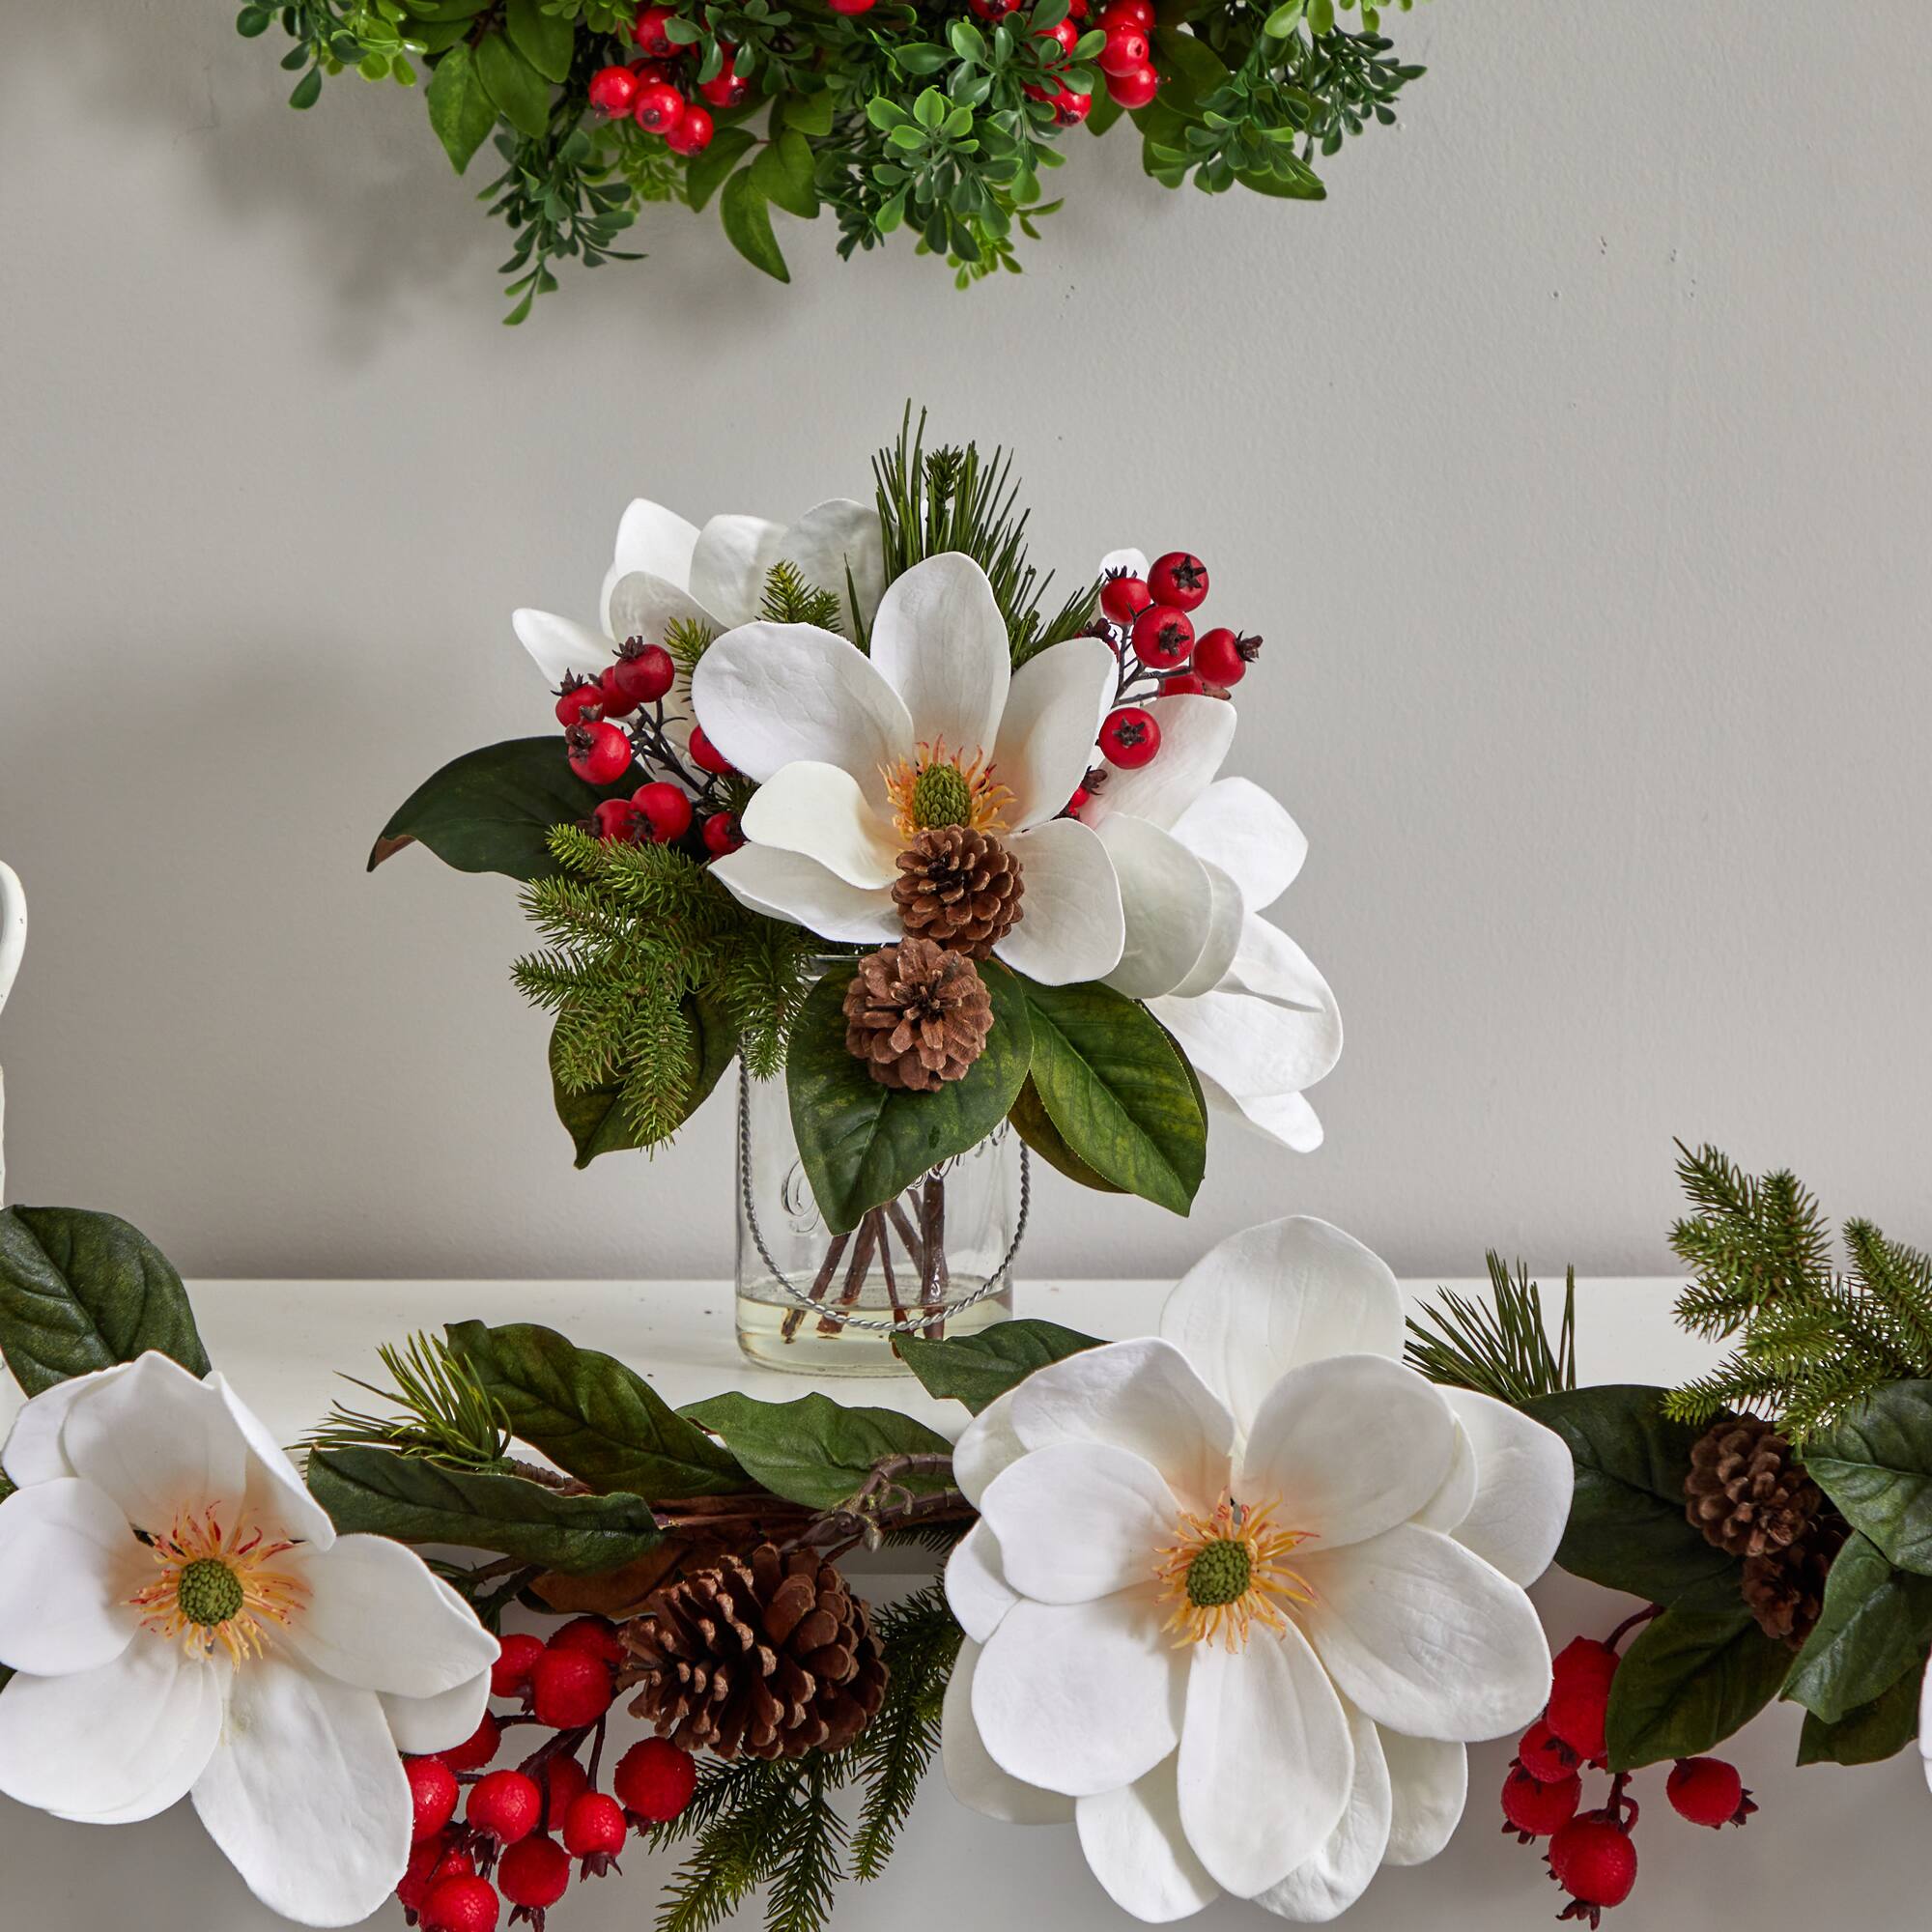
top-left (236, 0), bottom-right (1428, 316)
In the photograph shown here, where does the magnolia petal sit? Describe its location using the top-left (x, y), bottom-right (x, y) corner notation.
top-left (982, 1442), bottom-right (1179, 1605)
top-left (786, 498), bottom-right (886, 626)
top-left (1257, 1703), bottom-right (1392, 1922)
top-left (942, 1639), bottom-right (1073, 1825)
top-left (990, 635), bottom-right (1117, 830)
top-left (946, 1520), bottom-right (1019, 1645)
top-left (512, 608), bottom-right (611, 690)
top-left (0, 1478), bottom-right (141, 1675)
top-left (1169, 778), bottom-right (1307, 914)
top-left (952, 1387), bottom-right (1028, 1510)
top-left (382, 1662), bottom-right (494, 1757)
top-left (1189, 1075), bottom-right (1326, 1154)
top-left (1177, 1624), bottom-right (1353, 1897)
top-left (868, 553), bottom-right (1011, 759)
top-left (1, 1361), bottom-right (136, 1489)
top-left (1379, 1730), bottom-right (1468, 1866)
top-left (51, 1664), bottom-right (226, 1825)
top-left (706, 844), bottom-right (898, 946)
top-left (741, 762), bottom-right (904, 889)
top-left (1084, 697), bottom-right (1236, 834)
top-left (688, 514), bottom-right (788, 630)
top-left (996, 816), bottom-right (1125, 984)
top-left (0, 1640), bottom-right (220, 1821)
top-left (1097, 815), bottom-right (1217, 1000)
top-left (208, 1373), bottom-right (337, 1551)
top-left (1239, 1355), bottom-right (1456, 1550)
top-left (1222, 919), bottom-right (1338, 1016)
top-left (974, 1587), bottom-right (1182, 1798)
top-left (1159, 1218), bottom-right (1404, 1437)
top-left (690, 622), bottom-right (912, 807)
top-left (1168, 859), bottom-right (1245, 1002)
top-left (1009, 1336), bottom-right (1234, 1517)
top-left (1440, 1388), bottom-right (1574, 1587)
top-left (1414, 1419), bottom-right (1479, 1535)
top-left (690, 500), bottom-right (883, 630)
top-left (192, 1656), bottom-right (412, 1928)
top-left (1076, 1756), bottom-right (1220, 1923)
top-left (1299, 1525), bottom-right (1551, 1743)
top-left (605, 570), bottom-right (718, 652)
top-left (600, 498), bottom-right (702, 631)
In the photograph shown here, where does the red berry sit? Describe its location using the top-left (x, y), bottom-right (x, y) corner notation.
top-left (408, 1757), bottom-right (461, 1842)
top-left (497, 1834), bottom-right (572, 1912)
top-left (1065, 784), bottom-right (1090, 815)
top-left (634, 80), bottom-right (686, 134)
top-left (422, 1874), bottom-right (500, 1932)
top-left (1552, 1636), bottom-right (1621, 1694)
top-left (1160, 673), bottom-right (1206, 696)
top-left (554, 679), bottom-right (601, 726)
top-left (549, 1616), bottom-right (627, 1671)
top-left (1545, 1638), bottom-right (1620, 1762)
top-left (1500, 1765), bottom-right (1580, 1841)
top-left (539, 1752), bottom-right (590, 1830)
top-left (698, 55), bottom-right (748, 108)
top-left (530, 1648), bottom-right (614, 1730)
top-left (632, 4), bottom-right (676, 56)
top-left (1051, 85), bottom-right (1091, 125)
top-left (1192, 627), bottom-right (1258, 686)
top-left (1665, 1756), bottom-right (1755, 1829)
top-left (438, 1713), bottom-right (502, 1774)
top-left (1099, 705), bottom-right (1161, 769)
top-left (587, 64), bottom-right (639, 116)
top-left (1037, 16), bottom-right (1079, 51)
top-left (631, 781), bottom-right (694, 843)
top-left (493, 1633), bottom-right (547, 1698)
top-left (665, 101), bottom-right (716, 154)
top-left (1099, 573), bottom-right (1153, 624)
top-left (467, 1770), bottom-right (543, 1847)
top-left (597, 666), bottom-right (638, 718)
top-left (970, 0), bottom-right (1024, 17)
top-left (1516, 1719), bottom-right (1582, 1785)
top-left (563, 1791), bottom-right (630, 1861)
top-left (701, 810), bottom-right (744, 857)
top-left (687, 723), bottom-right (734, 775)
top-left (613, 640), bottom-right (676, 705)
top-left (1097, 23), bottom-right (1150, 73)
top-left (1099, 0), bottom-right (1153, 25)
top-left (614, 1738), bottom-right (698, 1824)
top-left (592, 798), bottom-right (639, 842)
top-left (567, 721), bottom-right (633, 786)
top-left (829, 0), bottom-right (877, 12)
top-left (1132, 604), bottom-right (1195, 669)
top-left (1106, 63), bottom-right (1159, 108)
top-left (400, 1833), bottom-right (469, 1915)
top-left (1148, 551), bottom-right (1208, 611)
top-left (1548, 1812), bottom-right (1637, 1915)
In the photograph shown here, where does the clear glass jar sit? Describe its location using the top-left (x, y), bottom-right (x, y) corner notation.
top-left (733, 1060), bottom-right (1024, 1377)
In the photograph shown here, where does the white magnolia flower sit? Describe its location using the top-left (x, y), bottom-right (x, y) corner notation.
top-left (0, 1352), bottom-right (499, 1927)
top-left (942, 1216), bottom-right (1571, 1923)
top-left (0, 858), bottom-right (24, 1206)
top-left (690, 552), bottom-right (1127, 986)
top-left (1918, 1652), bottom-right (1932, 1795)
top-left (1082, 550), bottom-right (1341, 1151)
top-left (511, 495), bottom-right (886, 698)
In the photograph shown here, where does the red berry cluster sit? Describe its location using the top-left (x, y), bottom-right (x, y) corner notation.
top-left (1502, 1618), bottom-right (1757, 1927)
top-left (399, 1618), bottom-right (698, 1932)
top-left (583, 5), bottom-right (764, 158)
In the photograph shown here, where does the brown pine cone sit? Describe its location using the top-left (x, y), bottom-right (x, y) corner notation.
top-left (620, 1543), bottom-right (889, 1760)
top-left (891, 827), bottom-right (1024, 958)
top-left (841, 937), bottom-right (995, 1092)
top-left (1684, 1416), bottom-right (1821, 1557)
top-left (1743, 1513), bottom-right (1847, 1650)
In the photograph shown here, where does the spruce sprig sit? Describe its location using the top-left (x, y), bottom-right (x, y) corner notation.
top-left (1406, 1254), bottom-right (1577, 1406)
top-left (305, 1332), bottom-right (510, 1468)
top-left (850, 1583), bottom-right (961, 1878)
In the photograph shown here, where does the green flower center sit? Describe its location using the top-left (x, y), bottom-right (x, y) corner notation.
top-left (176, 1556), bottom-right (245, 1628)
top-left (1184, 1537), bottom-right (1252, 1608)
top-left (910, 761), bottom-right (975, 829)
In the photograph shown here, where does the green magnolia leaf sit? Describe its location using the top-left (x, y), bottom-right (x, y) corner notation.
top-left (752, 130), bottom-right (820, 219)
top-left (549, 999), bottom-right (734, 1167)
top-left (1796, 1665), bottom-right (1920, 1766)
top-left (0, 1207), bottom-right (211, 1397)
top-left (720, 169), bottom-right (791, 283)
top-left (1017, 979), bottom-right (1205, 1214)
top-left (504, 0), bottom-right (573, 81)
top-left (1783, 1531), bottom-right (1932, 1723)
top-left (426, 43), bottom-right (499, 172)
top-left (783, 90), bottom-right (837, 137)
top-left (475, 30), bottom-right (552, 139)
top-left (679, 1391), bottom-right (952, 1511)
top-left (786, 961), bottom-right (1033, 1236)
top-left (687, 127), bottom-right (758, 212)
top-left (306, 1446), bottom-right (662, 1574)
top-left (446, 1321), bottom-right (752, 1496)
top-left (1009, 1077), bottom-right (1122, 1195)
top-left (1806, 1382), bottom-right (1932, 1574)
top-left (895, 1318), bottom-right (1100, 1413)
top-left (1605, 1572), bottom-right (1790, 1770)
top-left (1522, 1386), bottom-right (1740, 1602)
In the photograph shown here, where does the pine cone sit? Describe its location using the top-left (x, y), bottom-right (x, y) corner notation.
top-left (841, 938), bottom-right (995, 1092)
top-left (620, 1544), bottom-right (889, 1760)
top-left (1684, 1416), bottom-right (1821, 1557)
top-left (891, 827), bottom-right (1024, 958)
top-left (1743, 1513), bottom-right (1847, 1650)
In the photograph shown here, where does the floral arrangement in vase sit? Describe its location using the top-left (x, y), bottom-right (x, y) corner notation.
top-left (373, 414), bottom-right (1342, 1363)
top-left (237, 0), bottom-right (1427, 316)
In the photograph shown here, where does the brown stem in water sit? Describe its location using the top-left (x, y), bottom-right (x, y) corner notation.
top-left (782, 1228), bottom-right (849, 1343)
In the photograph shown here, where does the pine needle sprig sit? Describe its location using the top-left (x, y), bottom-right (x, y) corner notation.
top-left (304, 1332), bottom-right (510, 1467)
top-left (850, 1584), bottom-right (961, 1880)
top-left (1406, 1254), bottom-right (1577, 1406)
top-left (761, 560), bottom-right (845, 634)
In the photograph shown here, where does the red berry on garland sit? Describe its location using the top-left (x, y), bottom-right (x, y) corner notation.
top-left (828, 0), bottom-right (877, 13)
top-left (970, 0), bottom-right (1025, 17)
top-left (1099, 573), bottom-right (1154, 624)
top-left (531, 1648), bottom-right (614, 1730)
top-left (598, 666), bottom-right (639, 717)
top-left (438, 1713), bottom-right (502, 1775)
top-left (632, 4), bottom-right (676, 56)
top-left (613, 639), bottom-right (677, 705)
top-left (1547, 1811), bottom-right (1637, 1925)
top-left (563, 1791), bottom-right (630, 1874)
top-left (1132, 604), bottom-right (1195, 669)
top-left (1516, 1718), bottom-right (1582, 1785)
top-left (665, 102), bottom-right (716, 154)
top-left (497, 1835), bottom-right (572, 1922)
top-left (687, 723), bottom-right (735, 775)
top-left (1149, 550), bottom-right (1208, 611)
top-left (1052, 85), bottom-right (1092, 125)
top-left (400, 1833), bottom-right (470, 1917)
top-left (1100, 705), bottom-right (1161, 769)
top-left (554, 678), bottom-right (601, 726)
top-left (1106, 63), bottom-right (1159, 108)
top-left (1665, 1757), bottom-right (1756, 1829)
top-left (567, 721), bottom-right (633, 786)
top-left (614, 1738), bottom-right (698, 1825)
top-left (698, 53), bottom-right (748, 107)
top-left (492, 1632), bottom-right (547, 1699)
top-left (1099, 0), bottom-right (1153, 25)
top-left (631, 781), bottom-right (694, 843)
top-left (701, 810), bottom-right (744, 857)
top-left (592, 798), bottom-right (639, 842)
top-left (587, 64), bottom-right (640, 116)
top-left (1037, 15), bottom-right (1079, 52)
top-left (1545, 1637), bottom-right (1620, 1762)
top-left (408, 1757), bottom-right (461, 1842)
top-left (422, 1874), bottom-right (501, 1932)
top-left (539, 1752), bottom-right (590, 1829)
top-left (468, 1770), bottom-right (543, 1848)
top-left (1065, 784), bottom-right (1090, 815)
top-left (1097, 22), bottom-right (1150, 74)
top-left (634, 80), bottom-right (686, 134)
top-left (1192, 628), bottom-right (1260, 687)
top-left (1499, 1765), bottom-right (1580, 1842)
top-left (1161, 673), bottom-right (1206, 696)
top-left (1552, 1636), bottom-right (1621, 1694)
top-left (550, 1615), bottom-right (627, 1671)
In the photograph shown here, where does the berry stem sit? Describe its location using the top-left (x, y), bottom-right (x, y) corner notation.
top-left (1606, 1605), bottom-right (1662, 1651)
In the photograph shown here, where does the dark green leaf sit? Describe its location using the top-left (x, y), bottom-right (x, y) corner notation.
top-left (1783, 1531), bottom-right (1932, 1723)
top-left (306, 1445), bottom-right (661, 1574)
top-left (679, 1391), bottom-right (952, 1511)
top-left (1797, 1666), bottom-right (1920, 1766)
top-left (426, 42), bottom-right (499, 172)
top-left (720, 170), bottom-right (791, 282)
top-left (0, 1207), bottom-right (211, 1397)
top-left (783, 89), bottom-right (837, 136)
top-left (895, 1318), bottom-right (1100, 1413)
top-left (1807, 1383), bottom-right (1932, 1574)
top-left (1234, 160), bottom-right (1326, 201)
top-left (550, 999), bottom-right (733, 1167)
top-left (687, 127), bottom-right (758, 212)
top-left (288, 67), bottom-right (324, 109)
top-left (752, 130), bottom-right (820, 218)
top-left (475, 31), bottom-right (552, 138)
top-left (504, 0), bottom-right (574, 81)
top-left (1009, 1076), bottom-right (1122, 1195)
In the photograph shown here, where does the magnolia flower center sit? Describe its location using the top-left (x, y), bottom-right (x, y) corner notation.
top-left (129, 1505), bottom-right (308, 1666)
top-left (883, 739), bottom-right (1012, 839)
top-left (1155, 1495), bottom-right (1314, 1651)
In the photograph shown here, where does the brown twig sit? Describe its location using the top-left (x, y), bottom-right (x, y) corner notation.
top-left (822, 1211), bottom-right (879, 1336)
top-left (505, 1457), bottom-right (593, 1496)
top-left (782, 1229), bottom-right (850, 1342)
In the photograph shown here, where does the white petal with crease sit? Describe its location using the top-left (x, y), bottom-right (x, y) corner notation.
top-left (1169, 859), bottom-right (1245, 1000)
top-left (981, 1442), bottom-right (1178, 1605)
top-left (1077, 1755), bottom-right (1220, 1922)
top-left (1442, 1388), bottom-right (1573, 1586)
top-left (605, 570), bottom-right (718, 650)
top-left (1085, 697), bottom-right (1236, 832)
top-left (1169, 778), bottom-right (1307, 913)
top-left (1097, 815), bottom-right (1216, 999)
top-left (868, 554), bottom-right (1010, 757)
top-left (1, 1361), bottom-right (134, 1489)
top-left (991, 635), bottom-right (1116, 829)
top-left (741, 763), bottom-right (903, 888)
top-left (62, 1353), bottom-right (246, 1535)
top-left (707, 844), bottom-right (897, 945)
top-left (942, 1639), bottom-right (1074, 1825)
top-left (1379, 1730), bottom-right (1468, 1865)
top-left (513, 608), bottom-right (611, 689)
top-left (952, 1388), bottom-right (1027, 1509)
top-left (602, 498), bottom-right (701, 629)
top-left (0, 1478), bottom-right (140, 1675)
top-left (1258, 1703), bottom-right (1392, 1922)
top-left (997, 817), bottom-right (1125, 984)
top-left (946, 1519), bottom-right (1019, 1644)
top-left (382, 1663), bottom-right (494, 1757)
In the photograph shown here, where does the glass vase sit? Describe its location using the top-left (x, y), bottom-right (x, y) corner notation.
top-left (733, 1063), bottom-right (1024, 1377)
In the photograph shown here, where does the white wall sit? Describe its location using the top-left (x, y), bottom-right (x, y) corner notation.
top-left (1, 1), bottom-right (1928, 1283)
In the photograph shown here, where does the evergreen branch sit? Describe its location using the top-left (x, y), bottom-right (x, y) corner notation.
top-left (1405, 1254), bottom-right (1577, 1406)
top-left (761, 560), bottom-right (846, 633)
top-left (850, 1584), bottom-right (961, 1881)
top-left (764, 1757), bottom-right (848, 1932)
top-left (304, 1332), bottom-right (510, 1467)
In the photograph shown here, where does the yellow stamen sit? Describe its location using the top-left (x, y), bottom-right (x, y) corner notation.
top-left (128, 1505), bottom-right (308, 1666)
top-left (1153, 1495), bottom-right (1315, 1652)
top-left (881, 738), bottom-right (1013, 840)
